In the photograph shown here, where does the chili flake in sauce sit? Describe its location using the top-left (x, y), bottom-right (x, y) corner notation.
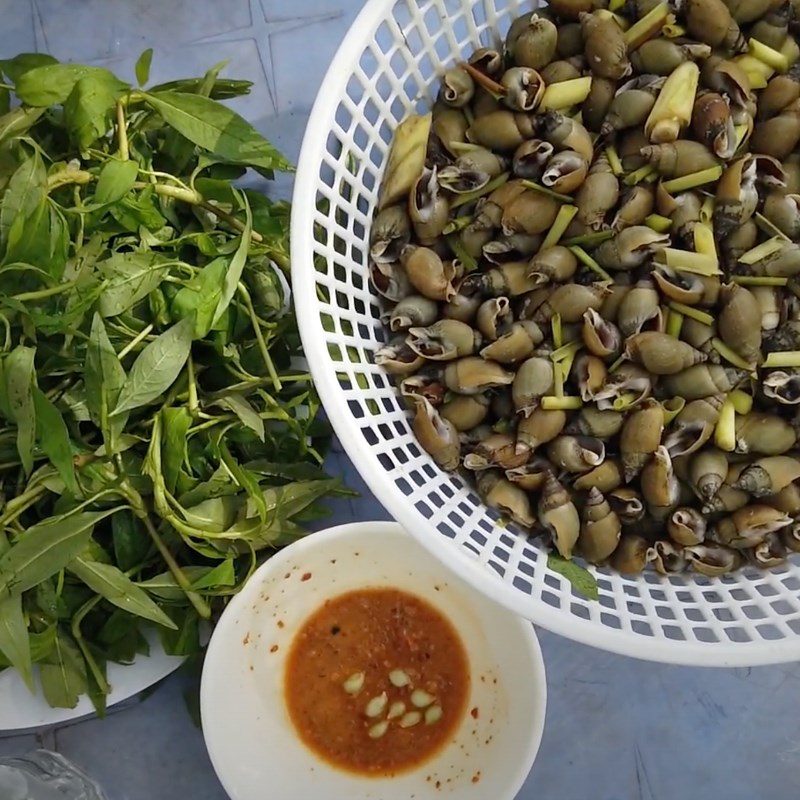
top-left (284, 587), bottom-right (470, 776)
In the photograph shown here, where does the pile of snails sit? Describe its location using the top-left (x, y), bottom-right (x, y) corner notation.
top-left (369, 0), bottom-right (800, 576)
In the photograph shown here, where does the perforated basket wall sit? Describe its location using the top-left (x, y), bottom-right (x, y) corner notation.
top-left (291, 0), bottom-right (800, 665)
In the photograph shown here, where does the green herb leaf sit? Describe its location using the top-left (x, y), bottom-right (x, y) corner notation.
top-left (4, 345), bottom-right (36, 474)
top-left (97, 252), bottom-right (170, 317)
top-left (158, 606), bottom-right (201, 657)
top-left (191, 558), bottom-right (236, 590)
top-left (135, 48), bottom-right (153, 87)
top-left (68, 557), bottom-right (178, 629)
top-left (111, 511), bottom-right (150, 573)
top-left (0, 509), bottom-right (120, 600)
top-left (143, 91), bottom-right (291, 172)
top-left (85, 313), bottom-right (127, 448)
top-left (32, 386), bottom-right (77, 495)
top-left (161, 406), bottom-right (192, 494)
top-left (0, 53), bottom-right (58, 83)
top-left (94, 159), bottom-right (139, 206)
top-left (0, 106), bottom-right (44, 147)
top-left (219, 441), bottom-right (267, 523)
top-left (63, 73), bottom-right (125, 151)
top-left (547, 553), bottom-right (599, 601)
top-left (39, 629), bottom-right (87, 709)
top-left (15, 63), bottom-right (128, 106)
top-left (112, 316), bottom-right (194, 415)
top-left (0, 594), bottom-right (33, 690)
top-left (0, 150), bottom-right (46, 252)
top-left (214, 191), bottom-right (251, 323)
top-left (214, 394), bottom-right (264, 441)
top-left (170, 256), bottom-right (227, 338)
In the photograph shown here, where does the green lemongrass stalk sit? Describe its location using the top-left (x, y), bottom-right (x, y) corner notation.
top-left (754, 212), bottom-right (792, 242)
top-left (624, 2), bottom-right (670, 49)
top-left (541, 395), bottom-right (583, 410)
top-left (712, 337), bottom-right (756, 371)
top-left (763, 350), bottom-right (800, 368)
top-left (552, 313), bottom-right (563, 349)
top-left (645, 213), bottom-right (673, 233)
top-left (605, 146), bottom-right (623, 176)
top-left (729, 388), bottom-right (754, 415)
top-left (569, 245), bottom-right (612, 281)
top-left (739, 236), bottom-right (785, 265)
top-left (451, 172), bottom-right (510, 210)
top-left (661, 166), bottom-right (723, 193)
top-left (749, 38), bottom-right (789, 72)
top-left (667, 302), bottom-right (714, 326)
top-left (521, 179), bottom-right (572, 203)
top-left (540, 77), bottom-right (593, 111)
top-left (732, 275), bottom-right (789, 286)
top-left (541, 205), bottom-right (578, 250)
top-left (666, 307), bottom-right (684, 337)
top-left (624, 165), bottom-right (656, 185)
top-left (561, 229), bottom-right (614, 247)
top-left (714, 395), bottom-right (737, 452)
top-left (659, 248), bottom-right (720, 275)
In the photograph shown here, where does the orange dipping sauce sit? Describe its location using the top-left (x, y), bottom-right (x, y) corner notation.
top-left (284, 587), bottom-right (470, 776)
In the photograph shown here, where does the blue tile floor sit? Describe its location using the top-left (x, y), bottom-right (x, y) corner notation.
top-left (2, 1), bottom-right (800, 798)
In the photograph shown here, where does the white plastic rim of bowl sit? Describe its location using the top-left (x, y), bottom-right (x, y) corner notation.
top-left (290, 0), bottom-right (800, 667)
top-left (200, 521), bottom-right (546, 800)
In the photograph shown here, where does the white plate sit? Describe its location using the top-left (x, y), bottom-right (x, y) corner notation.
top-left (0, 631), bottom-right (183, 732)
top-left (201, 521), bottom-right (546, 800)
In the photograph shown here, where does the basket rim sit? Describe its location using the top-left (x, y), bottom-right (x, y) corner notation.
top-left (290, 0), bottom-right (800, 666)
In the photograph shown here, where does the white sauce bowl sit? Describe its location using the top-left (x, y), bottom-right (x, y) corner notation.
top-left (201, 521), bottom-right (546, 800)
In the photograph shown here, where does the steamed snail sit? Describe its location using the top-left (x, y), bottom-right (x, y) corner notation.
top-left (370, 1), bottom-right (800, 577)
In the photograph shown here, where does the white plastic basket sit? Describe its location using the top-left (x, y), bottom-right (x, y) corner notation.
top-left (291, 0), bottom-right (800, 665)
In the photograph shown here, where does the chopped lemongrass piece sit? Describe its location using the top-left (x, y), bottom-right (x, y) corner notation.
top-left (732, 275), bottom-right (789, 286)
top-left (729, 388), bottom-right (753, 415)
top-left (368, 721), bottom-right (390, 739)
top-left (550, 339), bottom-right (582, 362)
top-left (447, 235), bottom-right (479, 273)
top-left (659, 248), bottom-right (720, 275)
top-left (715, 395), bottom-right (737, 452)
top-left (541, 395), bottom-right (583, 410)
top-left (343, 672), bottom-right (365, 695)
top-left (645, 213), bottom-right (673, 233)
top-left (661, 396), bottom-right (685, 424)
top-left (661, 166), bottom-right (724, 194)
top-left (552, 313), bottom-right (563, 350)
top-left (739, 236), bottom-right (785, 265)
top-left (442, 215), bottom-right (473, 235)
top-left (399, 711), bottom-right (422, 728)
top-left (540, 77), bottom-right (593, 111)
top-left (749, 38), bottom-right (789, 72)
top-left (561, 347), bottom-right (578, 382)
top-left (569, 245), bottom-right (613, 281)
top-left (763, 351), bottom-right (800, 368)
top-left (733, 54), bottom-right (773, 87)
top-left (389, 669), bottom-right (410, 687)
top-left (448, 141), bottom-right (483, 153)
top-left (712, 337), bottom-right (755, 371)
top-left (613, 392), bottom-right (640, 411)
top-left (451, 172), bottom-right (510, 209)
top-left (668, 302), bottom-right (714, 326)
top-left (521, 179), bottom-right (572, 203)
top-left (624, 165), bottom-right (656, 185)
top-left (754, 212), bottom-right (792, 242)
top-left (387, 701), bottom-right (406, 720)
top-left (553, 361), bottom-right (565, 398)
top-left (624, 2), bottom-right (670, 49)
top-left (411, 689), bottom-right (435, 708)
top-left (662, 20), bottom-right (685, 37)
top-left (608, 353), bottom-right (627, 373)
top-left (666, 308), bottom-right (684, 337)
top-left (693, 223), bottom-right (717, 261)
top-left (425, 705), bottom-right (444, 725)
top-left (561, 229), bottom-right (615, 247)
top-left (605, 145), bottom-right (623, 175)
top-left (700, 196), bottom-right (714, 224)
top-left (609, 0), bottom-right (625, 9)
top-left (733, 123), bottom-right (750, 153)
top-left (541, 205), bottom-right (578, 250)
top-left (365, 692), bottom-right (388, 718)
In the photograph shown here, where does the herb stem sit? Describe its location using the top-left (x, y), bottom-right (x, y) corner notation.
top-left (239, 286), bottom-right (282, 391)
top-left (11, 281), bottom-right (78, 303)
top-left (187, 355), bottom-right (200, 418)
top-left (139, 508), bottom-right (211, 620)
top-left (117, 324), bottom-right (154, 360)
top-left (116, 101), bottom-right (129, 161)
top-left (72, 596), bottom-right (109, 695)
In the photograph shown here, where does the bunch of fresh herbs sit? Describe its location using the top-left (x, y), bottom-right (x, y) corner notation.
top-left (0, 51), bottom-right (346, 711)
